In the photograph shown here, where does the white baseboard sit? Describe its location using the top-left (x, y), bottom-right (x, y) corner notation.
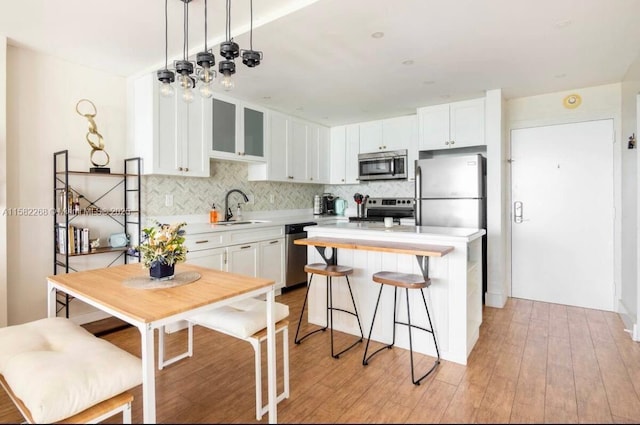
top-left (485, 290), bottom-right (507, 308)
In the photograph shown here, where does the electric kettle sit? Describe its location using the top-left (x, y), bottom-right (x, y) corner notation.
top-left (334, 199), bottom-right (347, 216)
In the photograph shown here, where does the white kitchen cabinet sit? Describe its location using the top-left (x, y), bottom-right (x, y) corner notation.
top-left (259, 238), bottom-right (285, 289)
top-left (227, 242), bottom-right (259, 277)
top-left (358, 120), bottom-right (383, 153)
top-left (289, 119), bottom-right (307, 181)
top-left (305, 123), bottom-right (330, 183)
top-left (358, 116), bottom-right (415, 153)
top-left (249, 113), bottom-right (329, 184)
top-left (184, 225), bottom-right (286, 290)
top-left (418, 98), bottom-right (485, 150)
top-left (329, 124), bottom-right (360, 184)
top-left (210, 93), bottom-right (266, 162)
top-left (132, 73), bottom-right (210, 176)
top-left (186, 246), bottom-right (226, 270)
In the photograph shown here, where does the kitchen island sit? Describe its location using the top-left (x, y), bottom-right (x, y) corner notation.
top-left (300, 222), bottom-right (485, 365)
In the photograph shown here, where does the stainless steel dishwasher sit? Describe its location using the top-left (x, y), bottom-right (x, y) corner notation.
top-left (284, 222), bottom-right (317, 288)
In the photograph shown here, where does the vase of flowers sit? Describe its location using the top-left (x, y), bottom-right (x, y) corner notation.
top-left (137, 221), bottom-right (187, 280)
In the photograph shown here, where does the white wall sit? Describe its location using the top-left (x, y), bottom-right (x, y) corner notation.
top-left (507, 83), bottom-right (623, 308)
top-left (0, 37), bottom-right (7, 327)
top-left (6, 46), bottom-right (127, 325)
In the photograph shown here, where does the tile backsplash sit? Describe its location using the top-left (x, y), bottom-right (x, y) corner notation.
top-left (143, 160), bottom-right (415, 217)
top-left (143, 160), bottom-right (325, 216)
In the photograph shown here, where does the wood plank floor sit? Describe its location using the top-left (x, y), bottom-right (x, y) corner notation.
top-left (2, 286), bottom-right (640, 424)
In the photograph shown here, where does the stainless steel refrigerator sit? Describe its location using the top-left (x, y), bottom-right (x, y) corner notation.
top-left (415, 154), bottom-right (486, 228)
top-left (415, 153), bottom-right (487, 301)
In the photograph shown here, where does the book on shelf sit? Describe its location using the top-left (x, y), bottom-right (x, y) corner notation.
top-left (56, 224), bottom-right (90, 254)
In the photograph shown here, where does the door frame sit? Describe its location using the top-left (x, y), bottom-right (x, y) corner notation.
top-left (508, 114), bottom-right (622, 306)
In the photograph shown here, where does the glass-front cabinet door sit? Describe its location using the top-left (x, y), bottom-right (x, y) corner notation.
top-left (243, 106), bottom-right (264, 158)
top-left (210, 93), bottom-right (266, 162)
top-left (211, 97), bottom-right (236, 155)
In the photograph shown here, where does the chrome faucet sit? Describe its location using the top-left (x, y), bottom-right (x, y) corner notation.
top-left (224, 189), bottom-right (249, 221)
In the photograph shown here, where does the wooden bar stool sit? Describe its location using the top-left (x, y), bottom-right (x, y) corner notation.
top-left (362, 271), bottom-right (440, 385)
top-left (294, 263), bottom-right (364, 358)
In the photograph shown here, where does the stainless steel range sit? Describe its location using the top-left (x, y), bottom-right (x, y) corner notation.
top-left (348, 197), bottom-right (415, 223)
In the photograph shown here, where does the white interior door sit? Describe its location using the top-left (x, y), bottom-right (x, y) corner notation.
top-left (511, 119), bottom-right (614, 311)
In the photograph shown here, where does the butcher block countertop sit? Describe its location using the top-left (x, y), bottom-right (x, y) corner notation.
top-left (295, 236), bottom-right (454, 257)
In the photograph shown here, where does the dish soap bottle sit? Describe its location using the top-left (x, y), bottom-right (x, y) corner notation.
top-left (210, 203), bottom-right (219, 223)
top-left (236, 203), bottom-right (243, 221)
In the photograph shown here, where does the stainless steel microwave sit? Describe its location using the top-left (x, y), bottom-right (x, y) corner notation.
top-left (358, 149), bottom-right (408, 181)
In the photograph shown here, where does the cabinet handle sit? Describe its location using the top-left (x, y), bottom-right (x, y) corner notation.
top-left (240, 245), bottom-right (252, 249)
top-left (309, 177), bottom-right (313, 181)
top-left (185, 167), bottom-right (189, 172)
top-left (383, 145), bottom-right (387, 149)
top-left (269, 240), bottom-right (279, 244)
top-left (195, 240), bottom-right (209, 244)
top-left (237, 152), bottom-right (241, 155)
top-left (341, 179), bottom-right (345, 182)
top-left (445, 141), bottom-right (449, 145)
top-left (178, 167), bottom-right (183, 171)
top-left (224, 251), bottom-right (227, 264)
top-left (288, 176), bottom-right (294, 179)
top-left (450, 140), bottom-right (455, 145)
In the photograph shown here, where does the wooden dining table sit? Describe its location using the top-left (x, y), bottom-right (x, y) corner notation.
top-left (46, 262), bottom-right (279, 424)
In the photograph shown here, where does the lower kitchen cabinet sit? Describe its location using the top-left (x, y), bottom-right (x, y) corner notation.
top-left (185, 226), bottom-right (285, 290)
top-left (227, 243), bottom-right (259, 277)
top-left (259, 238), bottom-right (285, 289)
top-left (186, 246), bottom-right (226, 270)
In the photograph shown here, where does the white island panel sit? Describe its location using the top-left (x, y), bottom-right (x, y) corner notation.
top-left (304, 222), bottom-right (484, 365)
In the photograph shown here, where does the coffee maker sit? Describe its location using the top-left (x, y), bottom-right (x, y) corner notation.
top-left (321, 193), bottom-right (336, 215)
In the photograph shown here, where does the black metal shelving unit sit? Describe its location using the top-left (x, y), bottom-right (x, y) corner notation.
top-left (53, 150), bottom-right (142, 318)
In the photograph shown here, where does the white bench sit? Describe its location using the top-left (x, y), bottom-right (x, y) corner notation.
top-left (158, 298), bottom-right (290, 421)
top-left (0, 317), bottom-right (142, 424)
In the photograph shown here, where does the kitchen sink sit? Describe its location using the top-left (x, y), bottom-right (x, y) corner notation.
top-left (215, 220), bottom-right (270, 226)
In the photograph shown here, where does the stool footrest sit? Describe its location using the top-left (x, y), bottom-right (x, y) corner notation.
top-left (294, 326), bottom-right (326, 344)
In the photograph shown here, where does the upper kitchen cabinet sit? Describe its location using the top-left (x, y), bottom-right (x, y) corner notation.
top-left (329, 124), bottom-right (360, 184)
top-left (210, 93), bottom-right (266, 162)
top-left (418, 98), bottom-right (485, 151)
top-left (247, 112), bottom-right (329, 184)
top-left (131, 73), bottom-right (210, 177)
top-left (358, 115), bottom-right (416, 154)
top-left (306, 123), bottom-right (330, 183)
top-left (358, 120), bottom-right (383, 153)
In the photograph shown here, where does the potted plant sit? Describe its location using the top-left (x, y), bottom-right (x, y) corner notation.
top-left (137, 221), bottom-right (187, 280)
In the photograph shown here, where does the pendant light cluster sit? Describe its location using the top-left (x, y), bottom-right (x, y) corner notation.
top-left (157, 0), bottom-right (263, 101)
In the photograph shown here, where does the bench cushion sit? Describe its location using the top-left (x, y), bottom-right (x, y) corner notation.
top-left (0, 317), bottom-right (142, 423)
top-left (190, 298), bottom-right (289, 339)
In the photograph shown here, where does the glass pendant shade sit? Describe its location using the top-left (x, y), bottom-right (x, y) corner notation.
top-left (157, 69), bottom-right (176, 97)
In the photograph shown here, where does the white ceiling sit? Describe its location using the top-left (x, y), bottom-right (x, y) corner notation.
top-left (2, 0), bottom-right (640, 125)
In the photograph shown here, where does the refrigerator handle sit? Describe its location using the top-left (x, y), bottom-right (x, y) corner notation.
top-left (415, 165), bottom-right (421, 226)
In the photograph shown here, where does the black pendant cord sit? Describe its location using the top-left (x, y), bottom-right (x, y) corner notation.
top-left (226, 0), bottom-right (231, 41)
top-left (164, 0), bottom-right (169, 70)
top-left (183, 0), bottom-right (189, 60)
top-left (204, 0), bottom-right (208, 51)
top-left (249, 0), bottom-right (253, 50)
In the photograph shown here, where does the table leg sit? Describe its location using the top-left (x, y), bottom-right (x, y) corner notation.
top-left (266, 288), bottom-right (277, 424)
top-left (47, 282), bottom-right (56, 318)
top-left (140, 324), bottom-right (157, 423)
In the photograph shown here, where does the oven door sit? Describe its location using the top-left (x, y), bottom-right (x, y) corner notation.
top-left (358, 155), bottom-right (407, 181)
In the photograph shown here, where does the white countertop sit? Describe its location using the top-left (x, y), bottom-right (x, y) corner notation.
top-left (151, 210), bottom-right (484, 242)
top-left (180, 213), bottom-right (346, 235)
top-left (306, 221), bottom-right (486, 243)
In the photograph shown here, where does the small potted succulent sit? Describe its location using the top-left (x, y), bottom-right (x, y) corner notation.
top-left (137, 221), bottom-right (187, 280)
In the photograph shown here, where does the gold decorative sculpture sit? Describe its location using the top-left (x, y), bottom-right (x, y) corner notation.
top-left (76, 99), bottom-right (110, 173)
